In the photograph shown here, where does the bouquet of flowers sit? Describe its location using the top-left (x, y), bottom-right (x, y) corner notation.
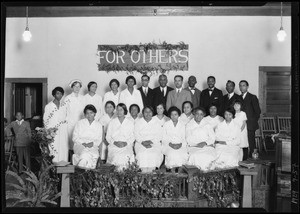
top-left (34, 127), bottom-right (58, 157)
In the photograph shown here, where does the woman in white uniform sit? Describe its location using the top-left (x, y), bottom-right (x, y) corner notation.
top-left (179, 101), bottom-right (194, 125)
top-left (152, 103), bottom-right (170, 141)
top-left (103, 79), bottom-right (120, 111)
top-left (99, 101), bottom-right (116, 162)
top-left (162, 106), bottom-right (188, 169)
top-left (72, 105), bottom-right (102, 169)
top-left (106, 103), bottom-right (135, 171)
top-left (127, 104), bottom-right (142, 125)
top-left (43, 87), bottom-right (68, 163)
top-left (186, 107), bottom-right (217, 171)
top-left (65, 80), bottom-right (85, 152)
top-left (84, 81), bottom-right (103, 121)
top-left (134, 106), bottom-right (163, 173)
top-left (203, 104), bottom-right (224, 131)
top-left (119, 76), bottom-right (144, 113)
top-left (233, 99), bottom-right (249, 161)
top-left (215, 108), bottom-right (241, 168)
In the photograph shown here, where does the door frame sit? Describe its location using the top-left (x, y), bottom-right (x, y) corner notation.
top-left (4, 78), bottom-right (47, 122)
top-left (259, 66), bottom-right (291, 116)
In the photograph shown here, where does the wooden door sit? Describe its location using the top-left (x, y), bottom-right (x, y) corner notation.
top-left (259, 66), bottom-right (291, 117)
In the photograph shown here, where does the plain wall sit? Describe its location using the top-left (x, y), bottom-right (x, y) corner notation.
top-left (5, 16), bottom-right (291, 109)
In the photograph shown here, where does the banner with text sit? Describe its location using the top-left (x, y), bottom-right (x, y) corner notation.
top-left (96, 43), bottom-right (189, 74)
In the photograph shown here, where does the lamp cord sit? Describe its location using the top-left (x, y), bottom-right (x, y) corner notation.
top-left (280, 2), bottom-right (283, 28)
top-left (26, 6), bottom-right (29, 28)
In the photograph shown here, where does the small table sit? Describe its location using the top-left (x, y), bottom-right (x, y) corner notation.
top-left (238, 165), bottom-right (259, 208)
top-left (56, 165), bottom-right (75, 207)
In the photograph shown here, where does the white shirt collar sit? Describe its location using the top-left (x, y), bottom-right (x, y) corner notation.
top-left (142, 86), bottom-right (148, 90)
top-left (228, 92), bottom-right (234, 98)
top-left (189, 87), bottom-right (195, 91)
top-left (208, 87), bottom-right (215, 91)
top-left (242, 92), bottom-right (248, 99)
top-left (160, 86), bottom-right (166, 91)
top-left (16, 119), bottom-right (24, 124)
top-left (176, 87), bottom-right (183, 92)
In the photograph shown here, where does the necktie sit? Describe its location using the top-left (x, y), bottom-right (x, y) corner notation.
top-left (144, 89), bottom-right (147, 96)
top-left (228, 94), bottom-right (231, 99)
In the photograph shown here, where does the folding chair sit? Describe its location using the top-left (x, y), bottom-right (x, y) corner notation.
top-left (5, 136), bottom-right (16, 172)
top-left (255, 128), bottom-right (263, 154)
top-left (260, 117), bottom-right (277, 154)
top-left (277, 116), bottom-right (291, 133)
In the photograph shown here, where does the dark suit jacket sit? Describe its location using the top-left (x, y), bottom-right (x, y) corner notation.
top-left (7, 121), bottom-right (31, 147)
top-left (152, 86), bottom-right (174, 114)
top-left (138, 87), bottom-right (154, 108)
top-left (222, 93), bottom-right (240, 114)
top-left (199, 87), bottom-right (224, 116)
top-left (240, 92), bottom-right (261, 131)
top-left (184, 87), bottom-right (201, 109)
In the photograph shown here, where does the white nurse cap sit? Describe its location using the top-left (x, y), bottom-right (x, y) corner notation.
top-left (69, 79), bottom-right (82, 88)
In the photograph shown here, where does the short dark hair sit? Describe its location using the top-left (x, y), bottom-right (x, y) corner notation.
top-left (141, 74), bottom-right (150, 81)
top-left (156, 103), bottom-right (166, 111)
top-left (182, 101), bottom-right (193, 113)
top-left (142, 106), bottom-right (154, 115)
top-left (239, 80), bottom-right (249, 86)
top-left (129, 104), bottom-right (140, 113)
top-left (174, 75), bottom-right (183, 81)
top-left (84, 104), bottom-right (97, 114)
top-left (207, 76), bottom-right (216, 81)
top-left (4, 117), bottom-right (8, 123)
top-left (87, 81), bottom-right (97, 91)
top-left (105, 101), bottom-right (115, 109)
top-left (232, 98), bottom-right (244, 109)
top-left (126, 75), bottom-right (136, 85)
top-left (224, 107), bottom-right (235, 118)
top-left (109, 79), bottom-right (120, 88)
top-left (226, 80), bottom-right (235, 87)
top-left (208, 103), bottom-right (218, 110)
top-left (71, 81), bottom-right (82, 88)
top-left (52, 87), bottom-right (64, 96)
top-left (117, 103), bottom-right (128, 115)
top-left (193, 107), bottom-right (206, 116)
top-left (168, 106), bottom-right (181, 117)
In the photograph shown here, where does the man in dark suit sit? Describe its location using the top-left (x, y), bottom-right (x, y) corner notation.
top-left (239, 80), bottom-right (261, 159)
top-left (199, 76), bottom-right (224, 116)
top-left (138, 74), bottom-right (154, 108)
top-left (184, 76), bottom-right (201, 109)
top-left (152, 74), bottom-right (174, 115)
top-left (222, 80), bottom-right (240, 115)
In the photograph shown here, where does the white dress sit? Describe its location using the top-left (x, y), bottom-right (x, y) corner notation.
top-left (119, 88), bottom-right (144, 112)
top-left (215, 120), bottom-right (241, 168)
top-left (152, 115), bottom-right (170, 143)
top-left (203, 115), bottom-right (224, 131)
top-left (179, 113), bottom-right (194, 126)
top-left (43, 100), bottom-right (68, 163)
top-left (233, 111), bottom-right (249, 148)
top-left (127, 115), bottom-right (142, 126)
top-left (99, 113), bottom-right (116, 160)
top-left (162, 120), bottom-right (188, 168)
top-left (134, 118), bottom-right (163, 169)
top-left (65, 92), bottom-right (85, 150)
top-left (72, 118), bottom-right (102, 169)
top-left (103, 90), bottom-right (120, 110)
top-left (84, 93), bottom-right (103, 121)
top-left (186, 119), bottom-right (217, 171)
top-left (106, 117), bottom-right (135, 171)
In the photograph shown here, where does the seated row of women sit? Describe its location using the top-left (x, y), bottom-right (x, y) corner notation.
top-left (72, 101), bottom-right (244, 172)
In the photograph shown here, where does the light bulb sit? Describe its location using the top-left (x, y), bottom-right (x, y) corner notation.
top-left (277, 27), bottom-right (287, 42)
top-left (23, 27), bottom-right (32, 42)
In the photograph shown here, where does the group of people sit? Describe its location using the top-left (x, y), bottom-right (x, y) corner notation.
top-left (40, 73), bottom-right (261, 172)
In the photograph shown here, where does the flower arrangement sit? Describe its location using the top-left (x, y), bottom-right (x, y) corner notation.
top-left (70, 161), bottom-right (185, 207)
top-left (190, 168), bottom-right (241, 207)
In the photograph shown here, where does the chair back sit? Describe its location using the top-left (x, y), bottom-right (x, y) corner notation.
top-left (277, 117), bottom-right (291, 133)
top-left (5, 136), bottom-right (15, 155)
top-left (260, 117), bottom-right (277, 138)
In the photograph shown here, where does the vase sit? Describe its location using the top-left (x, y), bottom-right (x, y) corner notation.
top-left (252, 149), bottom-right (259, 160)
